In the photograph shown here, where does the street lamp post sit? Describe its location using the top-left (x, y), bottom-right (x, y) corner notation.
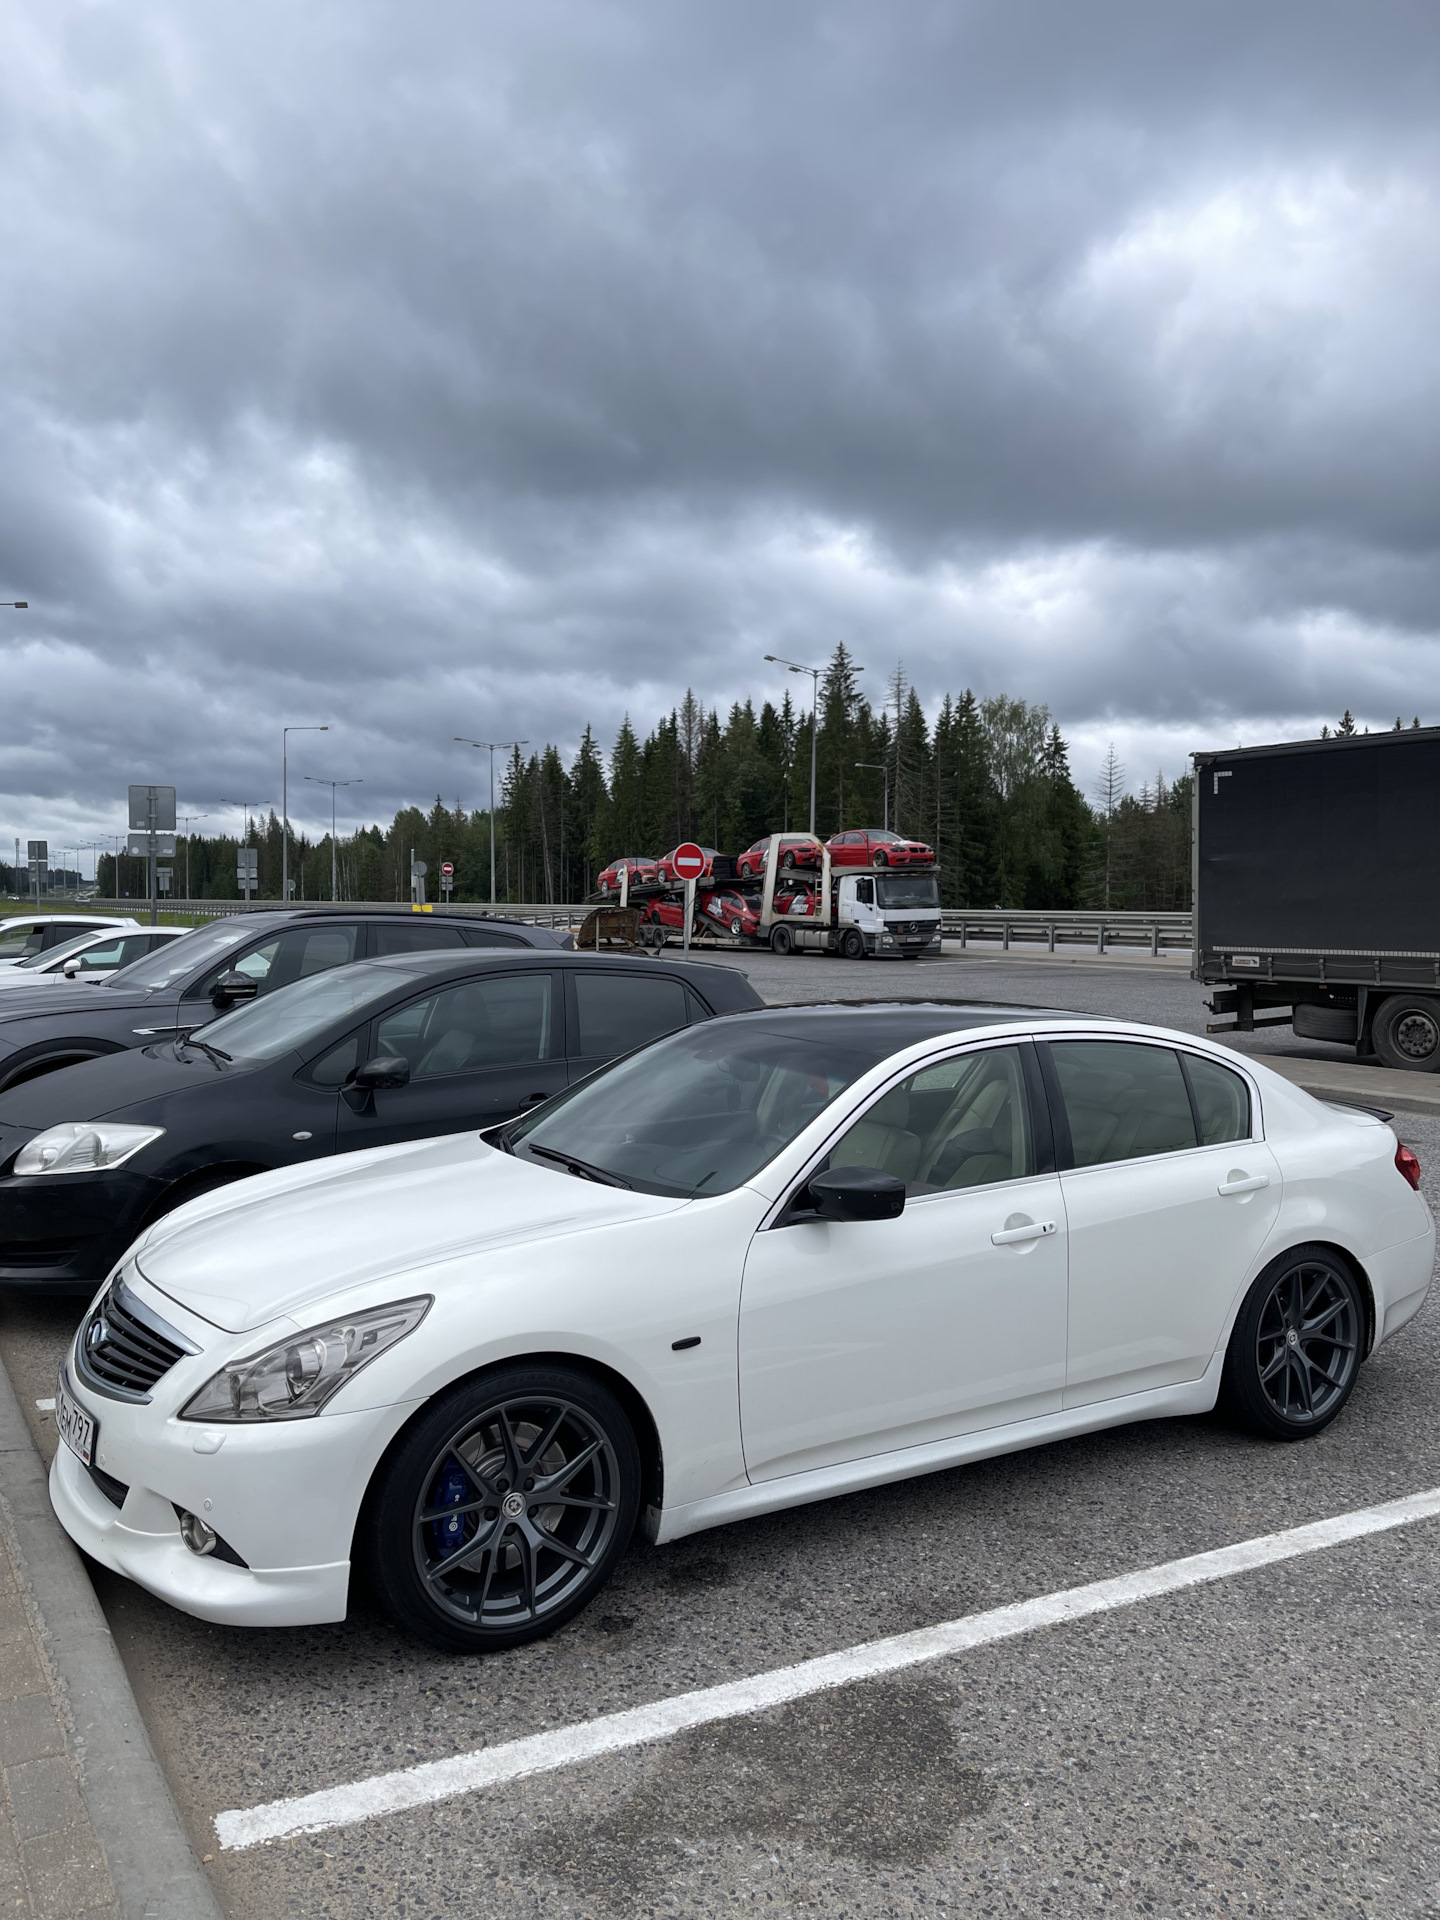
top-left (282, 726), bottom-right (328, 906)
top-left (854, 762), bottom-right (889, 832)
top-left (454, 739), bottom-right (528, 904)
top-left (764, 656), bottom-right (863, 837)
top-left (177, 813), bottom-right (209, 903)
top-left (304, 777), bottom-right (362, 901)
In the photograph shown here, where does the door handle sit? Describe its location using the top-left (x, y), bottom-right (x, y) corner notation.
top-left (991, 1220), bottom-right (1057, 1246)
top-left (1217, 1174), bottom-right (1270, 1196)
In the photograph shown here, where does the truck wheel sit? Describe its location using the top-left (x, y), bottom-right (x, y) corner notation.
top-left (840, 928), bottom-right (865, 959)
top-left (770, 924), bottom-right (794, 955)
top-left (1373, 997), bottom-right (1440, 1072)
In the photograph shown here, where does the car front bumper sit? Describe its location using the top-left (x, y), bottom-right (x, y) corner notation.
top-left (0, 1168), bottom-right (159, 1289)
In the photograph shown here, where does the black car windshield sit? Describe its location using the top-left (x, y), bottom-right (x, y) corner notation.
top-left (193, 962), bottom-right (405, 1061)
top-left (507, 1018), bottom-right (893, 1197)
top-left (108, 920), bottom-right (249, 991)
top-left (876, 874), bottom-right (940, 909)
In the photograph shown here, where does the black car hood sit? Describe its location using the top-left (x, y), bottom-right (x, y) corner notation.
top-left (0, 1045), bottom-right (247, 1129)
top-left (0, 980), bottom-right (163, 1023)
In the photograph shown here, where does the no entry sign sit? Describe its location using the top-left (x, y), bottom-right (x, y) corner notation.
top-left (441, 861), bottom-right (454, 878)
top-left (672, 843), bottom-right (706, 882)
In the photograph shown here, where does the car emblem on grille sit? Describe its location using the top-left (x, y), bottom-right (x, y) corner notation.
top-left (88, 1314), bottom-right (107, 1349)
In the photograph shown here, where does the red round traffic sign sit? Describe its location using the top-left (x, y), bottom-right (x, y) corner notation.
top-left (672, 843), bottom-right (706, 882)
top-left (441, 860), bottom-right (454, 878)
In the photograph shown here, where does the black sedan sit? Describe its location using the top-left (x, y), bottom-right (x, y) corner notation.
top-left (0, 949), bottom-right (761, 1291)
top-left (0, 908), bottom-right (571, 1095)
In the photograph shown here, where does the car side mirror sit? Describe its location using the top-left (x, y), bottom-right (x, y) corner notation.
top-left (352, 1054), bottom-right (411, 1092)
top-left (211, 970), bottom-right (260, 1008)
top-left (807, 1166), bottom-right (906, 1222)
top-left (62, 958), bottom-right (82, 977)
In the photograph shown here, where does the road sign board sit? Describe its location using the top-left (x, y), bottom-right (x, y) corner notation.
top-left (26, 840), bottom-right (46, 860)
top-left (411, 860), bottom-right (428, 878)
top-left (441, 861), bottom-right (454, 878)
top-left (672, 843), bottom-right (706, 882)
top-left (237, 848), bottom-right (258, 874)
top-left (127, 832), bottom-right (176, 857)
top-left (128, 785), bottom-right (177, 831)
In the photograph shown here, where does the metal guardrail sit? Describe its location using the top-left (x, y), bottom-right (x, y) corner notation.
top-left (68, 899), bottom-right (1195, 952)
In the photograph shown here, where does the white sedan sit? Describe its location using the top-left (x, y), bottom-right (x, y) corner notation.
top-left (0, 924), bottom-right (188, 989)
top-left (50, 1007), bottom-right (1433, 1653)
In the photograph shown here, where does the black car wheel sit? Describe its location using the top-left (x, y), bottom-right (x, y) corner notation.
top-left (364, 1364), bottom-right (639, 1653)
top-left (1373, 996), bottom-right (1440, 1072)
top-left (1220, 1246), bottom-right (1364, 1440)
top-left (872, 848), bottom-right (889, 867)
top-left (840, 928), bottom-right (865, 959)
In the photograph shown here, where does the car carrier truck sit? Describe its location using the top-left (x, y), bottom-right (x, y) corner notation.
top-left (754, 834), bottom-right (942, 958)
top-left (1195, 727), bottom-right (1440, 1072)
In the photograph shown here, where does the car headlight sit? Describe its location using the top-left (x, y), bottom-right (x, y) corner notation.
top-left (14, 1123), bottom-right (165, 1176)
top-left (179, 1297), bottom-right (432, 1422)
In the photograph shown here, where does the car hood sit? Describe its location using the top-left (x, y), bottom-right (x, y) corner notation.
top-left (0, 979), bottom-right (158, 1024)
top-left (133, 1132), bottom-right (689, 1333)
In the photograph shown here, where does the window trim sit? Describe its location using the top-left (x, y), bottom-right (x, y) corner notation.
top-left (763, 1036), bottom-right (1054, 1229)
top-left (1034, 1033), bottom-right (1261, 1174)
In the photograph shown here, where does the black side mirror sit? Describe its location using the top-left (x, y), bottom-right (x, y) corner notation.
top-left (353, 1055), bottom-right (411, 1092)
top-left (211, 970), bottom-right (260, 1008)
top-left (807, 1166), bottom-right (906, 1222)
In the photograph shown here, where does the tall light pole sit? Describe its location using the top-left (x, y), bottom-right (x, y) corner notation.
top-left (177, 812), bottom-right (209, 903)
top-left (764, 656), bottom-right (864, 838)
top-left (455, 738), bottom-right (528, 904)
top-left (305, 776), bottom-right (362, 901)
top-left (855, 762), bottom-right (889, 832)
top-left (282, 726), bottom-right (328, 906)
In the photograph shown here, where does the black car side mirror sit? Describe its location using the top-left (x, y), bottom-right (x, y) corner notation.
top-left (210, 970), bottom-right (260, 1008)
top-left (353, 1054), bottom-right (411, 1092)
top-left (807, 1166), bottom-right (906, 1221)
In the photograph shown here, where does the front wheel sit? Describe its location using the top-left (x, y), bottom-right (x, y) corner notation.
top-left (840, 927), bottom-right (865, 959)
top-left (1219, 1246), bottom-right (1364, 1440)
top-left (872, 849), bottom-right (889, 867)
top-left (363, 1364), bottom-right (639, 1653)
top-left (780, 849), bottom-right (796, 869)
top-left (1373, 996), bottom-right (1440, 1072)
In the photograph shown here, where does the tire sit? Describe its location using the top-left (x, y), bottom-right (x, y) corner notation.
top-left (781, 850), bottom-right (796, 869)
top-left (840, 927), bottom-right (865, 959)
top-left (363, 1363), bottom-right (640, 1653)
top-left (599, 880), bottom-right (611, 896)
top-left (730, 918), bottom-right (744, 937)
top-left (1219, 1245), bottom-right (1364, 1440)
top-left (1293, 1002), bottom-right (1359, 1045)
top-left (770, 924), bottom-right (794, 955)
top-left (872, 849), bottom-right (889, 867)
top-left (1372, 996), bottom-right (1440, 1073)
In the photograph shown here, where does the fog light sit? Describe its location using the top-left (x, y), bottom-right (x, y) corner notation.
top-left (178, 1509), bottom-right (217, 1556)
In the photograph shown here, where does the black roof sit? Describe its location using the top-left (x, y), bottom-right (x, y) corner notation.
top-left (355, 945), bottom-right (763, 1010)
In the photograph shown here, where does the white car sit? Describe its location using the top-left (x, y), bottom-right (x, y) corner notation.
top-left (0, 925), bottom-right (188, 989)
top-left (50, 1007), bottom-right (1433, 1653)
top-left (0, 914), bottom-right (139, 967)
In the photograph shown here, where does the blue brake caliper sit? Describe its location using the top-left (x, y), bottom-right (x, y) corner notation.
top-left (429, 1457), bottom-right (474, 1559)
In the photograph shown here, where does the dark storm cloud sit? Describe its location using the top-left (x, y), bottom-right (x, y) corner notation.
top-left (3, 0), bottom-right (1440, 852)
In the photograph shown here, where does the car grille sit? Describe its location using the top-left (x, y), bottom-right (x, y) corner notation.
top-left (75, 1277), bottom-right (196, 1402)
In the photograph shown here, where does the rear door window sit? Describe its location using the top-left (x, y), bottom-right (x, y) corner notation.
top-left (571, 972), bottom-right (689, 1061)
top-left (1181, 1053), bottom-right (1252, 1144)
top-left (1048, 1041), bottom-right (1198, 1167)
top-left (375, 973), bottom-right (556, 1077)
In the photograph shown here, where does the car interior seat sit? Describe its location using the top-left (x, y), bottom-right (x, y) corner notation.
top-left (828, 1083), bottom-right (923, 1185)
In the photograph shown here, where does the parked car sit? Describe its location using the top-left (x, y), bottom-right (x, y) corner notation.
top-left (698, 888), bottom-right (763, 938)
top-left (49, 1007), bottom-right (1430, 1653)
top-left (656, 846), bottom-right (720, 882)
top-left (0, 927), bottom-right (189, 991)
top-left (0, 914), bottom-right (140, 967)
top-left (0, 949), bottom-right (761, 1291)
top-left (736, 837), bottom-right (821, 879)
top-left (596, 857), bottom-right (658, 896)
top-left (825, 829), bottom-right (935, 868)
top-left (0, 909), bottom-right (572, 1095)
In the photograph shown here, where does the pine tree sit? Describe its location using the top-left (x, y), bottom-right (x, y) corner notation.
top-left (1337, 710), bottom-right (1357, 736)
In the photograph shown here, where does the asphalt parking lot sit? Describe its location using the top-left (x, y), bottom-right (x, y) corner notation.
top-left (3, 950), bottom-right (1438, 1919)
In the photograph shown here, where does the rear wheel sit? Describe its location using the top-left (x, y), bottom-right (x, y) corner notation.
top-left (840, 927), bottom-right (865, 959)
top-left (363, 1364), bottom-right (639, 1653)
top-left (770, 924), bottom-right (794, 955)
top-left (1372, 996), bottom-right (1440, 1072)
top-left (1220, 1246), bottom-right (1364, 1440)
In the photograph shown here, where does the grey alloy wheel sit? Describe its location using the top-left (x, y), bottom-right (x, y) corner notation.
top-left (1222, 1247), bottom-right (1363, 1440)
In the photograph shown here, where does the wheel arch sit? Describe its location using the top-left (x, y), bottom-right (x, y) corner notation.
top-left (1223, 1236), bottom-right (1378, 1364)
top-left (136, 1161), bottom-right (271, 1233)
top-left (0, 1037), bottom-right (128, 1093)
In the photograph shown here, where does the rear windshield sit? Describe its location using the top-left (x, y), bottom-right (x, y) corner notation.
top-left (876, 875), bottom-right (940, 909)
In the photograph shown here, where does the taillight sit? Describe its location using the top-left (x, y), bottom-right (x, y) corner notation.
top-left (1396, 1143), bottom-right (1422, 1191)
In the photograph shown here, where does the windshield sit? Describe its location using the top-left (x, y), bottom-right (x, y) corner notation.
top-left (876, 874), bottom-right (940, 909)
top-left (193, 962), bottom-right (405, 1061)
top-left (110, 920), bottom-right (248, 991)
top-left (507, 1018), bottom-right (892, 1197)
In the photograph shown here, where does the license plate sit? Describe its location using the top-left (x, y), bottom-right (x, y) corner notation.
top-left (56, 1374), bottom-right (97, 1469)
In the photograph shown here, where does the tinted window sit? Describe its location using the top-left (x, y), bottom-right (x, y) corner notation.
top-left (574, 973), bottom-right (688, 1059)
top-left (462, 927), bottom-right (523, 948)
top-left (197, 962), bottom-right (403, 1060)
top-left (875, 874), bottom-right (940, 909)
top-left (72, 935), bottom-right (147, 973)
top-left (376, 974), bottom-right (554, 1078)
top-left (1182, 1053), bottom-right (1251, 1145)
top-left (118, 919), bottom-right (249, 991)
top-left (1050, 1041), bottom-right (1197, 1167)
top-left (307, 1032), bottom-right (362, 1086)
top-left (201, 924), bottom-right (358, 1000)
top-left (0, 923), bottom-right (42, 959)
top-left (822, 1045), bottom-right (1034, 1194)
top-left (370, 922), bottom-right (467, 956)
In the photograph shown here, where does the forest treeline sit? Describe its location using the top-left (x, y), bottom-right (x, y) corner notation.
top-left (95, 647), bottom-right (1193, 910)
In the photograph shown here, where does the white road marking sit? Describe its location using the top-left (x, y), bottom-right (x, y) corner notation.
top-left (35, 1398), bottom-right (55, 1412)
top-left (216, 1482), bottom-right (1440, 1851)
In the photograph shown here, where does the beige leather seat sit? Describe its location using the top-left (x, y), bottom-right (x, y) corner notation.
top-left (829, 1084), bottom-right (923, 1186)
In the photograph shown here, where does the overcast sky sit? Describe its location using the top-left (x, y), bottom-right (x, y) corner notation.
top-left (5, 0), bottom-right (1440, 866)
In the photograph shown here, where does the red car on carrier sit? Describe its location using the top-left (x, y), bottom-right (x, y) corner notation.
top-left (597, 856), bottom-right (658, 895)
top-left (825, 828), bottom-right (935, 868)
top-left (736, 835), bottom-right (821, 878)
top-left (698, 888), bottom-right (763, 937)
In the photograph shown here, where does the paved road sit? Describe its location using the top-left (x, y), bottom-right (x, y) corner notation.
top-left (3, 955), bottom-right (1438, 1918)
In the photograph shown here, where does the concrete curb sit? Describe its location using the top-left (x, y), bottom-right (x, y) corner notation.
top-left (0, 1355), bottom-right (224, 1920)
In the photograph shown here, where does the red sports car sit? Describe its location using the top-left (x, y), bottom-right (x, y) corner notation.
top-left (825, 828), bottom-right (935, 868)
top-left (698, 888), bottom-right (763, 937)
top-left (597, 856), bottom-right (658, 895)
top-left (736, 835), bottom-right (821, 879)
top-left (656, 845), bottom-right (720, 882)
